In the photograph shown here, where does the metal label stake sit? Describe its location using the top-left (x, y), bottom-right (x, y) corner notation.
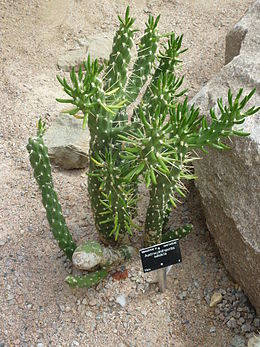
top-left (157, 267), bottom-right (167, 292)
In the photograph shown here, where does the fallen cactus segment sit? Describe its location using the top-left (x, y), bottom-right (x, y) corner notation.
top-left (72, 241), bottom-right (136, 271)
top-left (65, 269), bottom-right (108, 288)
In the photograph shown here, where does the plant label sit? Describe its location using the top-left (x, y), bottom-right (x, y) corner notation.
top-left (139, 239), bottom-right (182, 273)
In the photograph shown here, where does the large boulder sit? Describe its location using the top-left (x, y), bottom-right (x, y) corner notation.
top-left (192, 1), bottom-right (260, 313)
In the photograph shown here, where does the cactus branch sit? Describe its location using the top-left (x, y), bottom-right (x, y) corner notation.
top-left (26, 120), bottom-right (77, 260)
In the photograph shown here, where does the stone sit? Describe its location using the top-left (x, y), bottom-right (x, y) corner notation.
top-left (253, 318), bottom-right (260, 328)
top-left (227, 317), bottom-right (237, 329)
top-left (210, 293), bottom-right (223, 307)
top-left (178, 291), bottom-right (187, 300)
top-left (78, 33), bottom-right (113, 63)
top-left (43, 114), bottom-right (89, 169)
top-left (193, 0), bottom-right (260, 314)
top-left (241, 323), bottom-right (251, 333)
top-left (115, 294), bottom-right (127, 308)
top-left (248, 335), bottom-right (260, 347)
top-left (230, 335), bottom-right (246, 347)
top-left (57, 47), bottom-right (88, 72)
top-left (89, 299), bottom-right (98, 307)
top-left (57, 33), bottom-right (113, 72)
top-left (209, 326), bottom-right (216, 333)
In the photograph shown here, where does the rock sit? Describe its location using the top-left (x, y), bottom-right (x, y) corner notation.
top-left (241, 323), bottom-right (251, 333)
top-left (230, 335), bottom-right (246, 347)
top-left (57, 47), bottom-right (88, 72)
top-left (43, 114), bottom-right (89, 169)
top-left (178, 291), bottom-right (187, 300)
top-left (227, 317), bottom-right (237, 329)
top-left (210, 326), bottom-right (216, 333)
top-left (193, 0), bottom-right (260, 314)
top-left (253, 318), bottom-right (260, 328)
top-left (115, 294), bottom-right (127, 308)
top-left (0, 239), bottom-right (6, 246)
top-left (89, 299), bottom-right (98, 307)
top-left (210, 293), bottom-right (223, 307)
top-left (57, 33), bottom-right (113, 72)
top-left (78, 33), bottom-right (113, 63)
top-left (248, 335), bottom-right (260, 347)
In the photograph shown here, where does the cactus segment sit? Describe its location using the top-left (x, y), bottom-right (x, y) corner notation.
top-left (126, 14), bottom-right (160, 103)
top-left (104, 6), bottom-right (136, 97)
top-left (72, 241), bottom-right (136, 271)
top-left (26, 121), bottom-right (77, 260)
top-left (141, 33), bottom-right (187, 111)
top-left (162, 224), bottom-right (193, 242)
top-left (88, 150), bottom-right (139, 243)
top-left (57, 57), bottom-right (104, 129)
top-left (170, 89), bottom-right (260, 153)
top-left (65, 269), bottom-right (108, 288)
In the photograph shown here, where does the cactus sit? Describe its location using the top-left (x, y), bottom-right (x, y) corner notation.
top-left (27, 7), bottom-right (259, 289)
top-left (26, 120), bottom-right (77, 260)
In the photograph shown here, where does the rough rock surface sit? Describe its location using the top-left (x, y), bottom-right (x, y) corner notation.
top-left (43, 114), bottom-right (89, 169)
top-left (193, 0), bottom-right (260, 313)
top-left (57, 33), bottom-right (113, 71)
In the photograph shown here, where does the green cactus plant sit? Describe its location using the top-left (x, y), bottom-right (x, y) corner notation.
top-left (27, 7), bottom-right (259, 288)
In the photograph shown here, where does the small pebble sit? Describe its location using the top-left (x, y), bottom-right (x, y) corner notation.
top-left (227, 317), bottom-right (237, 329)
top-left (178, 291), bottom-right (187, 300)
top-left (210, 292), bottom-right (223, 307)
top-left (253, 318), bottom-right (260, 328)
top-left (230, 335), bottom-right (246, 347)
top-left (89, 299), bottom-right (97, 307)
top-left (115, 294), bottom-right (127, 308)
top-left (241, 323), bottom-right (251, 333)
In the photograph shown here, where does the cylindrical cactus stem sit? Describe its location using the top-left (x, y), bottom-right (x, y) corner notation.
top-left (72, 241), bottom-right (136, 271)
top-left (162, 224), bottom-right (193, 242)
top-left (126, 14), bottom-right (160, 104)
top-left (104, 6), bottom-right (136, 97)
top-left (143, 182), bottom-right (168, 247)
top-left (144, 172), bottom-right (182, 247)
top-left (65, 269), bottom-right (108, 288)
top-left (26, 121), bottom-right (77, 260)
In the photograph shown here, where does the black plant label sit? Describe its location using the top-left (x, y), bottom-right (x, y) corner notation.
top-left (140, 239), bottom-right (182, 273)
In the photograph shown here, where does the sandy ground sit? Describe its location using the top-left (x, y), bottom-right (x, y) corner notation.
top-left (0, 0), bottom-right (255, 346)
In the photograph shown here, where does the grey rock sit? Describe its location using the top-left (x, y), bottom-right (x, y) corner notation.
top-left (43, 114), bottom-right (90, 169)
top-left (209, 326), bottom-right (216, 333)
top-left (178, 291), bottom-right (187, 300)
top-left (241, 323), bottom-right (251, 333)
top-left (230, 335), bottom-right (246, 347)
top-left (253, 317), bottom-right (260, 328)
top-left (0, 239), bottom-right (6, 246)
top-left (227, 317), bottom-right (237, 329)
top-left (57, 33), bottom-right (113, 72)
top-left (57, 47), bottom-right (88, 72)
top-left (78, 33), bottom-right (113, 63)
top-left (193, 0), bottom-right (260, 314)
top-left (238, 317), bottom-right (246, 326)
